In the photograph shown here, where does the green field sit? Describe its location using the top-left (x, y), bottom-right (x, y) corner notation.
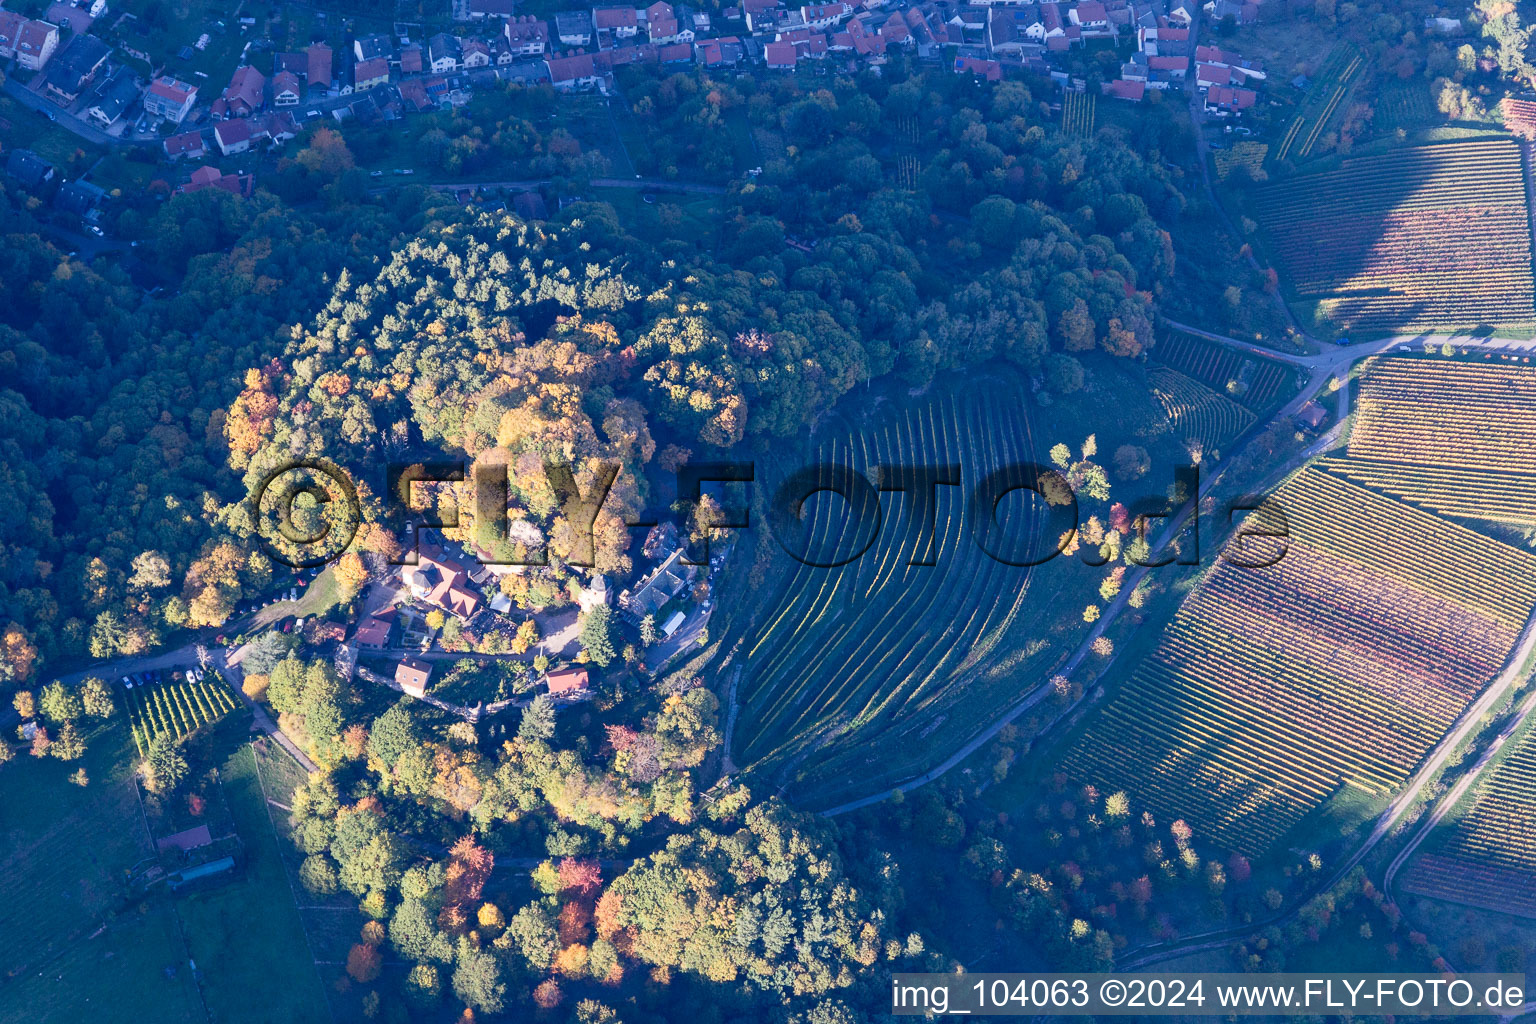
top-left (0, 723), bottom-right (325, 1023)
top-left (175, 744), bottom-right (330, 1024)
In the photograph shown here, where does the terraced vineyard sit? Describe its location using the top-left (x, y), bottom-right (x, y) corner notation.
top-left (1500, 97), bottom-right (1536, 140)
top-left (1152, 330), bottom-right (1292, 412)
top-left (1320, 357), bottom-right (1536, 526)
top-left (1399, 728), bottom-right (1536, 917)
top-left (1063, 90), bottom-right (1095, 137)
top-left (1148, 367), bottom-right (1256, 457)
top-left (124, 673), bottom-right (241, 755)
top-left (1064, 465), bottom-right (1536, 855)
top-left (716, 376), bottom-right (1050, 804)
top-left (1252, 140), bottom-right (1535, 332)
top-left (1214, 141), bottom-right (1268, 182)
top-left (1275, 48), bottom-right (1362, 162)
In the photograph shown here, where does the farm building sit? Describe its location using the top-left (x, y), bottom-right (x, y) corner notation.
top-left (156, 825), bottom-right (213, 854)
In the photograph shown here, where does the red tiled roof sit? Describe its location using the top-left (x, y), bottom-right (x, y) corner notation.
top-left (593, 7), bottom-right (638, 28)
top-left (546, 667), bottom-right (590, 694)
top-left (163, 130), bottom-right (205, 157)
top-left (355, 56), bottom-right (390, 82)
top-left (765, 40), bottom-right (797, 66)
top-left (1105, 79), bottom-right (1145, 100)
top-left (307, 43), bottom-right (332, 86)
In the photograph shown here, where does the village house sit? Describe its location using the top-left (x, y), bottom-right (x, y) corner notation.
top-left (214, 117), bottom-right (257, 155)
top-left (404, 545), bottom-right (482, 619)
top-left (1104, 77), bottom-right (1145, 101)
top-left (556, 10), bottom-right (595, 45)
top-left (43, 34), bottom-right (110, 103)
top-left (162, 129), bottom-right (206, 160)
top-left (215, 65), bottom-right (265, 118)
top-left (83, 71), bottom-right (138, 126)
top-left (5, 149), bottom-right (54, 189)
top-left (400, 43), bottom-right (424, 74)
top-left (428, 33), bottom-right (462, 71)
top-left (395, 657), bottom-right (432, 698)
top-left (1069, 0), bottom-right (1111, 36)
top-left (546, 50), bottom-right (601, 89)
top-left (800, 1), bottom-right (853, 29)
top-left (1205, 83), bottom-right (1256, 112)
top-left (144, 75), bottom-right (198, 122)
top-left (504, 16), bottom-right (550, 56)
top-left (307, 43), bottom-right (333, 95)
top-left (14, 18), bottom-right (59, 70)
top-left (353, 610), bottom-right (394, 650)
top-left (764, 39), bottom-right (797, 68)
top-left (353, 56), bottom-right (390, 90)
top-left (545, 666), bottom-right (591, 697)
top-left (593, 6), bottom-right (640, 40)
top-left (953, 55), bottom-right (1002, 80)
top-left (354, 34), bottom-right (392, 62)
top-left (646, 1), bottom-right (694, 43)
top-left (461, 38), bottom-right (493, 67)
top-left (176, 164), bottom-right (252, 196)
top-left (272, 70), bottom-right (302, 106)
top-left (617, 546), bottom-right (696, 623)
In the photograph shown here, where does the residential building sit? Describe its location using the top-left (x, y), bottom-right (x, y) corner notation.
top-left (1104, 78), bottom-right (1145, 100)
top-left (43, 34), bottom-right (110, 102)
top-left (0, 11), bottom-right (24, 58)
top-left (953, 55), bottom-right (1001, 81)
top-left (428, 32), bottom-right (462, 70)
top-left (55, 178), bottom-right (106, 216)
top-left (1205, 84), bottom-right (1256, 111)
top-left (546, 667), bottom-right (590, 695)
top-left (217, 65), bottom-right (265, 117)
top-left (403, 545), bottom-right (482, 618)
top-left (593, 6), bottom-right (639, 38)
top-left (15, 19), bottom-right (59, 70)
top-left (395, 657), bottom-right (432, 698)
top-left (163, 130), bottom-right (206, 160)
top-left (546, 50), bottom-right (600, 89)
top-left (556, 10), bottom-right (594, 45)
top-left (177, 164), bottom-right (252, 196)
top-left (145, 76), bottom-right (198, 122)
top-left (272, 70), bottom-right (302, 105)
top-left (5, 149), bottom-right (54, 189)
top-left (617, 547), bottom-right (695, 622)
top-left (764, 39), bottom-right (797, 67)
top-left (83, 71), bottom-right (139, 126)
top-left (646, 0), bottom-right (692, 42)
top-left (468, 0), bottom-right (517, 15)
top-left (800, 1), bottom-right (853, 29)
top-left (354, 34), bottom-right (392, 62)
top-left (307, 43), bottom-right (333, 94)
top-left (214, 117), bottom-right (257, 155)
top-left (354, 56), bottom-right (390, 90)
top-left (400, 43), bottom-right (424, 74)
top-left (353, 611), bottom-right (394, 649)
top-left (504, 15), bottom-right (550, 55)
top-left (461, 38), bottom-right (493, 67)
